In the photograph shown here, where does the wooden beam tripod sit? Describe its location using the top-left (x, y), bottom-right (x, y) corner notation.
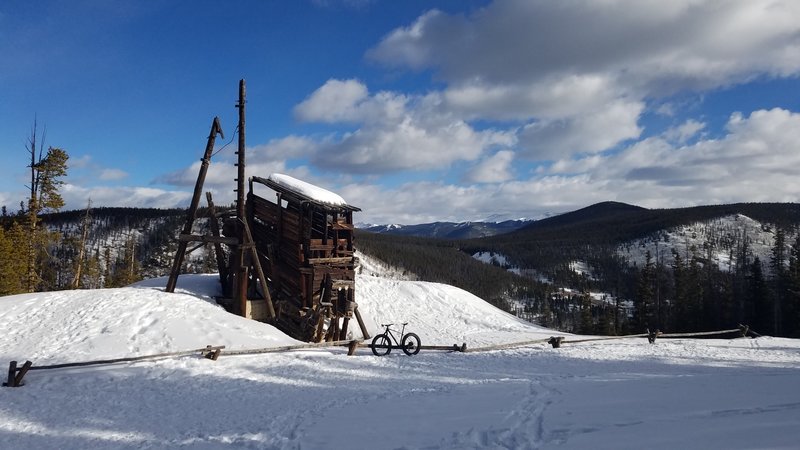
top-left (165, 117), bottom-right (227, 293)
top-left (166, 80), bottom-right (275, 322)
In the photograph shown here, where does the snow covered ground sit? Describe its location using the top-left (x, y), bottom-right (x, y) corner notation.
top-left (1, 273), bottom-right (799, 449)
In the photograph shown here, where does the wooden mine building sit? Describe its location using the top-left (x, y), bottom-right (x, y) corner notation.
top-left (166, 80), bottom-right (368, 343)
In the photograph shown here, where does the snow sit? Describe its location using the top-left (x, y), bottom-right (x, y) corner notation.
top-left (1, 271), bottom-right (800, 449)
top-left (619, 214), bottom-right (785, 272)
top-left (267, 173), bottom-right (348, 207)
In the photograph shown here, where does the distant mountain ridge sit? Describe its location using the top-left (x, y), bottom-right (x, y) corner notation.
top-left (357, 219), bottom-right (533, 239)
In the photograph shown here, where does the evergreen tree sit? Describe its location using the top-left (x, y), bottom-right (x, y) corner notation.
top-left (109, 235), bottom-right (142, 287)
top-left (596, 304), bottom-right (616, 335)
top-left (579, 292), bottom-right (593, 334)
top-left (749, 257), bottom-right (771, 334)
top-left (785, 234), bottom-right (800, 337)
top-left (769, 228), bottom-right (787, 335)
top-left (633, 251), bottom-right (656, 332)
top-left (0, 224), bottom-right (28, 295)
top-left (686, 255), bottom-right (704, 331)
top-left (24, 121), bottom-right (69, 292)
top-left (671, 251), bottom-right (690, 331)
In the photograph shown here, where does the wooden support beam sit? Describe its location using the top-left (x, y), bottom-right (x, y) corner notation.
top-left (166, 117), bottom-right (224, 293)
top-left (240, 219), bottom-right (275, 319)
top-left (308, 257), bottom-right (353, 265)
top-left (178, 234), bottom-right (240, 246)
top-left (238, 266), bottom-right (248, 317)
top-left (206, 192), bottom-right (229, 286)
top-left (4, 361), bottom-right (17, 387)
top-left (354, 305), bottom-right (370, 340)
top-left (185, 242), bottom-right (206, 255)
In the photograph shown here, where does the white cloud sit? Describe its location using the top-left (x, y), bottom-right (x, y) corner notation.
top-left (369, 1), bottom-right (800, 92)
top-left (366, 0), bottom-right (800, 162)
top-left (443, 74), bottom-right (621, 122)
top-left (294, 79), bottom-right (406, 124)
top-left (61, 184), bottom-right (191, 210)
top-left (315, 116), bottom-right (513, 173)
top-left (465, 150), bottom-right (515, 183)
top-left (294, 79), bottom-right (370, 123)
top-left (343, 108), bottom-right (800, 224)
top-left (518, 101), bottom-right (644, 159)
top-left (293, 79), bottom-right (515, 173)
top-left (250, 135), bottom-right (319, 161)
top-left (99, 168), bottom-right (128, 181)
top-left (663, 119), bottom-right (706, 144)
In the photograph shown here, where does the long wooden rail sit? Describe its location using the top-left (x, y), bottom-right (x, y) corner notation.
top-left (4, 325), bottom-right (758, 387)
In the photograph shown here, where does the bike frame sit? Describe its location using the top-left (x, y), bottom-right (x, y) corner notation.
top-left (381, 323), bottom-right (408, 346)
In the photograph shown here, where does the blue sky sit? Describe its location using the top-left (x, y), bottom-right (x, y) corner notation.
top-left (1, 0), bottom-right (799, 224)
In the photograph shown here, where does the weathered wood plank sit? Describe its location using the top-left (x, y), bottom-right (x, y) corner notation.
top-left (178, 234), bottom-right (240, 245)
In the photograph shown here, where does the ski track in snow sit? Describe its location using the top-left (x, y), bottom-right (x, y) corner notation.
top-left (0, 274), bottom-right (799, 449)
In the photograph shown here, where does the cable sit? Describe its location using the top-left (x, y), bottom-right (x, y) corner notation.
top-left (210, 124), bottom-right (239, 159)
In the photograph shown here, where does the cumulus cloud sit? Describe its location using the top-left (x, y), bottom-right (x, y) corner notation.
top-left (293, 79), bottom-right (514, 173)
top-left (294, 79), bottom-right (407, 125)
top-left (518, 101), bottom-right (644, 159)
top-left (315, 116), bottom-right (513, 173)
top-left (99, 168), bottom-right (128, 181)
top-left (663, 119), bottom-right (706, 144)
top-left (465, 150), bottom-right (515, 183)
top-left (366, 0), bottom-right (800, 161)
top-left (369, 0), bottom-right (800, 91)
top-left (61, 184), bottom-right (191, 210)
top-left (343, 108), bottom-right (800, 224)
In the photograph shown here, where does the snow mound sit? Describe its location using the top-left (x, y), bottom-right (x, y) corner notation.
top-left (0, 274), bottom-right (299, 364)
top-left (0, 271), bottom-right (555, 364)
top-left (355, 274), bottom-right (561, 347)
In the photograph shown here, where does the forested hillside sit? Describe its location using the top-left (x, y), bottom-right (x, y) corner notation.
top-left (460, 202), bottom-right (800, 338)
top-left (4, 201), bottom-right (800, 338)
top-left (0, 207), bottom-right (210, 294)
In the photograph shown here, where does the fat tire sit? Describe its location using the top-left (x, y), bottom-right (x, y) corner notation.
top-left (401, 333), bottom-right (421, 356)
top-left (371, 334), bottom-right (392, 356)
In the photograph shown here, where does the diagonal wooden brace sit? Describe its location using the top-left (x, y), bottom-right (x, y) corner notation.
top-left (4, 360), bottom-right (32, 387)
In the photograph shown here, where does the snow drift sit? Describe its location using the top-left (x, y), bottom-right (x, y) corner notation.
top-left (1, 273), bottom-right (799, 449)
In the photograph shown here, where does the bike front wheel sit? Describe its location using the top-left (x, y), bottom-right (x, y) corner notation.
top-left (371, 333), bottom-right (392, 356)
top-left (401, 332), bottom-right (421, 356)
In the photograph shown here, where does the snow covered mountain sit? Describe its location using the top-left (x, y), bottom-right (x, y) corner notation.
top-left (358, 219), bottom-right (533, 239)
top-left (1, 270), bottom-right (799, 449)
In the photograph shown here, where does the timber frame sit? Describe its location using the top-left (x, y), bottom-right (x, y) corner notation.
top-left (241, 175), bottom-right (364, 342)
top-left (166, 80), bottom-right (368, 343)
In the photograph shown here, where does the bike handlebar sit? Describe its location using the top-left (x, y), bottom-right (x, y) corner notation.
top-left (380, 322), bottom-right (409, 328)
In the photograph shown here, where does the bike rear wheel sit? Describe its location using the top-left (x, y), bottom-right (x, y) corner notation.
top-left (371, 334), bottom-right (392, 356)
top-left (401, 332), bottom-right (421, 356)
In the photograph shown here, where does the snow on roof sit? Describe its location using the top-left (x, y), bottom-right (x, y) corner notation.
top-left (267, 173), bottom-right (348, 207)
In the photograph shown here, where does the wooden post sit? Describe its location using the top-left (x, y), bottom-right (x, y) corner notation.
top-left (647, 328), bottom-right (660, 344)
top-left (166, 117), bottom-right (224, 292)
top-left (341, 317), bottom-right (350, 340)
top-left (739, 324), bottom-right (750, 338)
top-left (548, 336), bottom-right (564, 348)
top-left (241, 219), bottom-right (275, 319)
top-left (236, 80), bottom-right (246, 222)
top-left (4, 361), bottom-right (16, 387)
top-left (354, 305), bottom-right (370, 340)
top-left (205, 192), bottom-right (229, 286)
top-left (14, 361), bottom-right (32, 386)
top-left (203, 345), bottom-right (222, 361)
top-left (238, 266), bottom-right (248, 317)
top-left (347, 340), bottom-right (359, 356)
